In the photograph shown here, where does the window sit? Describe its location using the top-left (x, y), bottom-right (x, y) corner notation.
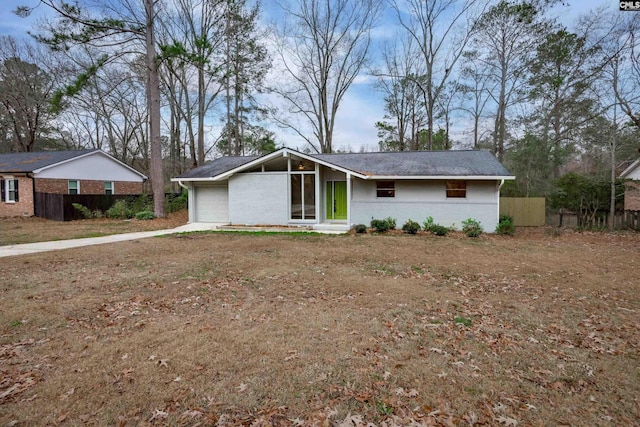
top-left (290, 173), bottom-right (316, 220)
top-left (1, 178), bottom-right (19, 203)
top-left (446, 180), bottom-right (466, 198)
top-left (68, 180), bottom-right (79, 195)
top-left (105, 181), bottom-right (114, 195)
top-left (376, 180), bottom-right (395, 198)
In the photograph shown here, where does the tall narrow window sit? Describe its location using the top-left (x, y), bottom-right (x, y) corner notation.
top-left (68, 180), bottom-right (79, 195)
top-left (1, 178), bottom-right (19, 202)
top-left (105, 181), bottom-right (114, 195)
top-left (446, 180), bottom-right (466, 198)
top-left (290, 173), bottom-right (315, 220)
top-left (376, 180), bottom-right (395, 198)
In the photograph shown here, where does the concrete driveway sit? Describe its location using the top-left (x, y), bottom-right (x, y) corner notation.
top-left (0, 222), bottom-right (223, 258)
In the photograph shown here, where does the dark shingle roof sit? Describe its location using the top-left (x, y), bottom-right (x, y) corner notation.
top-left (0, 149), bottom-right (98, 173)
top-left (176, 155), bottom-right (258, 179)
top-left (175, 149), bottom-right (512, 179)
top-left (310, 150), bottom-right (511, 177)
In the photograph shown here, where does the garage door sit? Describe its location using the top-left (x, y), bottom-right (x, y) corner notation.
top-left (194, 184), bottom-right (229, 222)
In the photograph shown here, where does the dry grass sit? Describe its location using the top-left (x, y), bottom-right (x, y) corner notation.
top-left (0, 228), bottom-right (639, 426)
top-left (0, 211), bottom-right (188, 246)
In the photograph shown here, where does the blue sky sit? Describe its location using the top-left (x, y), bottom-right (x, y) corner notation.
top-left (0, 0), bottom-right (619, 152)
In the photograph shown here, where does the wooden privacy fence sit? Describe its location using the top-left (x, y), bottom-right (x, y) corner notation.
top-left (34, 193), bottom-right (134, 221)
top-left (499, 197), bottom-right (546, 226)
top-left (547, 210), bottom-right (640, 230)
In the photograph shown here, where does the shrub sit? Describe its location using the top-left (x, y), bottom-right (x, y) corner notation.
top-left (106, 200), bottom-right (132, 219)
top-left (92, 210), bottom-right (104, 219)
top-left (128, 194), bottom-right (153, 214)
top-left (402, 219), bottom-right (421, 234)
top-left (496, 214), bottom-right (515, 236)
top-left (384, 217), bottom-right (397, 230)
top-left (462, 218), bottom-right (483, 238)
top-left (430, 224), bottom-right (449, 236)
top-left (72, 203), bottom-right (94, 219)
top-left (166, 191), bottom-right (188, 213)
top-left (354, 224), bottom-right (367, 234)
top-left (423, 216), bottom-right (435, 232)
top-left (135, 210), bottom-right (156, 220)
top-left (371, 218), bottom-right (390, 232)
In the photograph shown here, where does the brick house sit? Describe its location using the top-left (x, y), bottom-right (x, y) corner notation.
top-left (0, 149), bottom-right (146, 217)
top-left (620, 159), bottom-right (640, 211)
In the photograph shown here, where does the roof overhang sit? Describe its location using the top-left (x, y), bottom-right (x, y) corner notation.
top-left (366, 175), bottom-right (516, 180)
top-left (620, 159), bottom-right (640, 179)
top-left (172, 147), bottom-right (371, 182)
top-left (171, 148), bottom-right (515, 182)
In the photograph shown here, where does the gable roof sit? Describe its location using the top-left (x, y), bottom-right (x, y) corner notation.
top-left (0, 150), bottom-right (99, 173)
top-left (0, 149), bottom-right (147, 179)
top-left (174, 148), bottom-right (513, 181)
top-left (620, 158), bottom-right (640, 179)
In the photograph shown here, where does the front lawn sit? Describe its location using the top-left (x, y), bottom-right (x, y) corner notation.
top-left (0, 229), bottom-right (638, 425)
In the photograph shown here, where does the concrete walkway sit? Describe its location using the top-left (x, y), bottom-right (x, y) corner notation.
top-left (0, 222), bottom-right (222, 258)
top-left (0, 222), bottom-right (347, 258)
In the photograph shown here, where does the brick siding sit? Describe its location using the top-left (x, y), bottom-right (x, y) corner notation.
top-left (0, 176), bottom-right (34, 217)
top-left (34, 179), bottom-right (143, 195)
top-left (624, 181), bottom-right (640, 211)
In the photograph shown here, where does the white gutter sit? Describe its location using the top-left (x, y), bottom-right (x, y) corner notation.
top-left (365, 175), bottom-right (516, 181)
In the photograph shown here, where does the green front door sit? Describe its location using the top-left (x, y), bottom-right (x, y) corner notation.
top-left (326, 181), bottom-right (347, 220)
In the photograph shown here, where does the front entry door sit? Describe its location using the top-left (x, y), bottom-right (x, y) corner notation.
top-left (326, 181), bottom-right (347, 220)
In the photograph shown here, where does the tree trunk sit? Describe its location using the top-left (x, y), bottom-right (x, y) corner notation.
top-left (145, 0), bottom-right (165, 218)
top-left (197, 66), bottom-right (205, 165)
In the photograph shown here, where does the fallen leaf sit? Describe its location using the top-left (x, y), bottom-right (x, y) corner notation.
top-left (60, 388), bottom-right (75, 400)
top-left (149, 409), bottom-right (168, 422)
top-left (496, 415), bottom-right (518, 426)
top-left (406, 389), bottom-right (419, 398)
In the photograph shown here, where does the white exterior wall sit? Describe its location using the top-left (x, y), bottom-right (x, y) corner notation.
top-left (35, 152), bottom-right (144, 182)
top-left (229, 173), bottom-right (289, 225)
top-left (626, 165), bottom-right (640, 180)
top-left (350, 179), bottom-right (501, 232)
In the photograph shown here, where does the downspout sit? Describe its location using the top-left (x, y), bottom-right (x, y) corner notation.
top-left (28, 173), bottom-right (36, 217)
top-left (497, 179), bottom-right (505, 224)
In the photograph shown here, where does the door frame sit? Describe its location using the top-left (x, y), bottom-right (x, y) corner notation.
top-left (325, 180), bottom-right (348, 221)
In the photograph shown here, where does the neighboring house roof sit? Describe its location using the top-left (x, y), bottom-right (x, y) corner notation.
top-left (620, 159), bottom-right (640, 179)
top-left (174, 148), bottom-right (513, 181)
top-left (0, 149), bottom-right (147, 179)
top-left (0, 150), bottom-right (98, 173)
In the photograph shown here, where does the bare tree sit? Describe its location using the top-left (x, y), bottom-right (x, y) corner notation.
top-left (373, 35), bottom-right (426, 151)
top-left (610, 14), bottom-right (640, 131)
top-left (391, 0), bottom-right (484, 150)
top-left (271, 0), bottom-right (382, 153)
top-left (159, 0), bottom-right (227, 167)
top-left (0, 36), bottom-right (58, 152)
top-left (470, 1), bottom-right (552, 161)
top-left (459, 50), bottom-right (493, 148)
top-left (18, 0), bottom-right (167, 217)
